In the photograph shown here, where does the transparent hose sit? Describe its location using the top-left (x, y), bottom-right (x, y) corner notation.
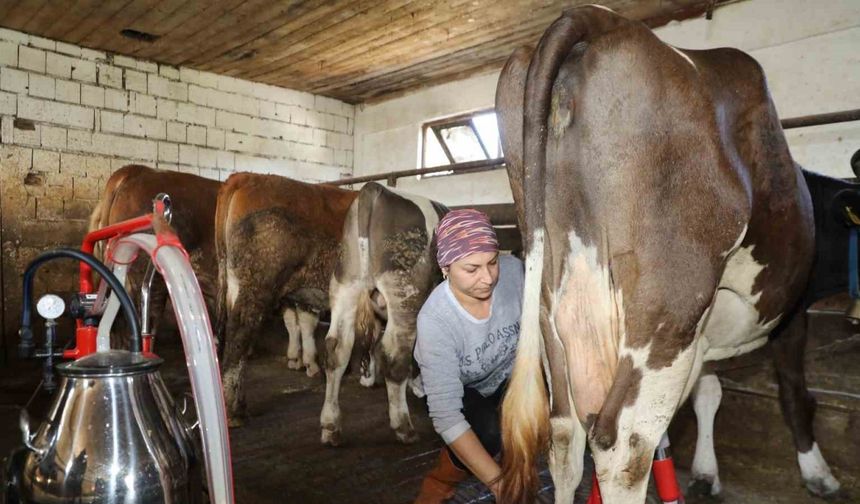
top-left (105, 233), bottom-right (234, 504)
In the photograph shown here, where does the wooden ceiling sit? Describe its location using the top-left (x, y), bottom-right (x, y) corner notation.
top-left (0, 0), bottom-right (725, 104)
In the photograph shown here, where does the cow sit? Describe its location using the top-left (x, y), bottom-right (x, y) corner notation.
top-left (319, 182), bottom-right (447, 445)
top-left (89, 165), bottom-right (221, 341)
top-left (495, 6), bottom-right (840, 503)
top-left (215, 172), bottom-right (358, 426)
top-left (92, 165), bottom-right (325, 373)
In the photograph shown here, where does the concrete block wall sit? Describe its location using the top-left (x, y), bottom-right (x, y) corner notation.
top-left (0, 27), bottom-right (355, 354)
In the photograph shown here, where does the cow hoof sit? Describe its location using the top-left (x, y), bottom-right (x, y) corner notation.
top-left (306, 363), bottom-right (320, 378)
top-left (395, 428), bottom-right (419, 445)
top-left (321, 427), bottom-right (342, 446)
top-left (286, 357), bottom-right (302, 370)
top-left (688, 477), bottom-right (722, 500)
top-left (804, 475), bottom-right (841, 499)
top-left (359, 374), bottom-right (375, 388)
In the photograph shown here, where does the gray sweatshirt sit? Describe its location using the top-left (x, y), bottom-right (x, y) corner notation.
top-left (414, 254), bottom-right (524, 444)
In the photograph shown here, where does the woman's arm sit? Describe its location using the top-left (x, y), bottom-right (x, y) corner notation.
top-left (448, 429), bottom-right (502, 496)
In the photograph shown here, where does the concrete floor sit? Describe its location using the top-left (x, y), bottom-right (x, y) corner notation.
top-left (0, 309), bottom-right (857, 503)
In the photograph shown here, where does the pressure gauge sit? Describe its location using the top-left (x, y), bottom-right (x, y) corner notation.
top-left (36, 294), bottom-right (65, 320)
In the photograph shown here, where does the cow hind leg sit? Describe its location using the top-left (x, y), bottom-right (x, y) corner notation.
top-left (222, 293), bottom-right (269, 427)
top-left (379, 307), bottom-right (419, 444)
top-left (589, 341), bottom-right (699, 503)
top-left (688, 372), bottom-right (723, 497)
top-left (281, 306), bottom-right (302, 370)
top-left (546, 321), bottom-right (588, 504)
top-left (320, 281), bottom-right (361, 446)
top-left (299, 308), bottom-right (320, 377)
top-left (771, 311), bottom-right (840, 497)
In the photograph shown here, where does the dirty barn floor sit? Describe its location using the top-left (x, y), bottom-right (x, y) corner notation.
top-left (0, 308), bottom-right (857, 503)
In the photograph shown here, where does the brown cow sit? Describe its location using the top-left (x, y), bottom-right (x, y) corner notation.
top-left (215, 172), bottom-right (357, 426)
top-left (89, 165), bottom-right (221, 339)
top-left (497, 6), bottom-right (839, 503)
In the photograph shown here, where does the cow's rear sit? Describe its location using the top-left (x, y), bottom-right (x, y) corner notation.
top-left (498, 6), bottom-right (817, 503)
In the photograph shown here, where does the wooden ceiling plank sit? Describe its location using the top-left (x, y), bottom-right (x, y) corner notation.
top-left (110, 0), bottom-right (188, 54)
top-left (186, 0), bottom-right (345, 68)
top-left (22, 0), bottom-right (60, 33)
top-left (238, 0), bottom-right (484, 80)
top-left (261, 0), bottom-right (573, 88)
top-left (64, 0), bottom-right (133, 43)
top-left (3, 0), bottom-right (52, 30)
top-left (152, 0), bottom-right (291, 64)
top-left (83, 0), bottom-right (166, 48)
top-left (130, 1), bottom-right (247, 60)
top-left (312, 22), bottom-right (546, 98)
top-left (192, 0), bottom-right (384, 72)
top-left (44, 0), bottom-right (107, 40)
top-left (213, 0), bottom-right (461, 76)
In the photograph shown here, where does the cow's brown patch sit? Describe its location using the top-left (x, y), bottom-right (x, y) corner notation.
top-left (590, 355), bottom-right (642, 450)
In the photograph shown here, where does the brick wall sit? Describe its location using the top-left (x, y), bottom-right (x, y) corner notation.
top-left (0, 27), bottom-right (355, 356)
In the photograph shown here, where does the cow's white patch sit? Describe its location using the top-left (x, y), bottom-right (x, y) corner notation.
top-left (554, 231), bottom-right (623, 423)
top-left (358, 237), bottom-right (370, 280)
top-left (409, 373), bottom-right (425, 398)
top-left (298, 309), bottom-right (320, 377)
top-left (690, 374), bottom-right (723, 495)
top-left (586, 4), bottom-right (615, 12)
top-left (798, 443), bottom-right (840, 496)
top-left (226, 267), bottom-right (240, 309)
top-left (282, 306), bottom-right (302, 368)
top-left (700, 244), bottom-right (780, 361)
top-left (671, 46), bottom-right (697, 69)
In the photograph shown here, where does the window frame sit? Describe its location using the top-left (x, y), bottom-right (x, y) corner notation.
top-left (420, 109), bottom-right (503, 173)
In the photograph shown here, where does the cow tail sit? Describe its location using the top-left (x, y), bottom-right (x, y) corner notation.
top-left (213, 181), bottom-right (234, 353)
top-left (500, 231), bottom-right (549, 504)
top-left (353, 183), bottom-right (384, 348)
top-left (88, 165), bottom-right (139, 261)
top-left (500, 9), bottom-right (600, 503)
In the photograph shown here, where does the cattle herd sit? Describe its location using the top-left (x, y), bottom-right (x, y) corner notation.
top-left (85, 5), bottom-right (848, 504)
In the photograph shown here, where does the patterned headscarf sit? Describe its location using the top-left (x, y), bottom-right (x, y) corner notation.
top-left (435, 209), bottom-right (499, 268)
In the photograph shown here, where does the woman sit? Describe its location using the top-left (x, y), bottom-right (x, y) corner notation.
top-left (413, 209), bottom-right (524, 503)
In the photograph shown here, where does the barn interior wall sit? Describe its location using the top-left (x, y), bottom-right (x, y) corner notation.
top-left (353, 0), bottom-right (860, 208)
top-left (0, 27), bottom-right (355, 357)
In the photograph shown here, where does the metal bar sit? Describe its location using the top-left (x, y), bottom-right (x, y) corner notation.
top-left (781, 108), bottom-right (860, 129)
top-left (469, 119), bottom-right (490, 159)
top-left (432, 126), bottom-right (455, 165)
top-left (334, 108), bottom-right (859, 188)
top-left (331, 158), bottom-right (505, 186)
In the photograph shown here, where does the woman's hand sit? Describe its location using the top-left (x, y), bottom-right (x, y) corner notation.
top-left (448, 429), bottom-right (503, 495)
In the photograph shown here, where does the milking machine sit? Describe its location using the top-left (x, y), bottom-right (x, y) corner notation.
top-left (2, 195), bottom-right (233, 503)
top-left (586, 433), bottom-right (684, 504)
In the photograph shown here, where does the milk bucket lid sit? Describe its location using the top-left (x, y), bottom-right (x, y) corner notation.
top-left (57, 349), bottom-right (163, 378)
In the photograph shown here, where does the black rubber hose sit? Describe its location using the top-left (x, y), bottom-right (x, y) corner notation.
top-left (19, 248), bottom-right (142, 355)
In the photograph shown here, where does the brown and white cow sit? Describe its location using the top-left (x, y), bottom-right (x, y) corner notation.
top-left (89, 164), bottom-right (221, 338)
top-left (497, 6), bottom-right (839, 503)
top-left (215, 172), bottom-right (357, 426)
top-left (320, 182), bottom-right (447, 445)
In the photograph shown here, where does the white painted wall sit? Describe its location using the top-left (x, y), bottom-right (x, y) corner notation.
top-left (353, 0), bottom-right (860, 208)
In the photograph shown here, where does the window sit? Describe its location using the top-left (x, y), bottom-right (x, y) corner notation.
top-left (421, 110), bottom-right (503, 176)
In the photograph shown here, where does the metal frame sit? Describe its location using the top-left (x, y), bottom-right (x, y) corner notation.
top-left (334, 108), bottom-right (860, 187)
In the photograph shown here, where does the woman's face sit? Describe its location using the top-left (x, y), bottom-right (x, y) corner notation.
top-left (444, 251), bottom-right (500, 301)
